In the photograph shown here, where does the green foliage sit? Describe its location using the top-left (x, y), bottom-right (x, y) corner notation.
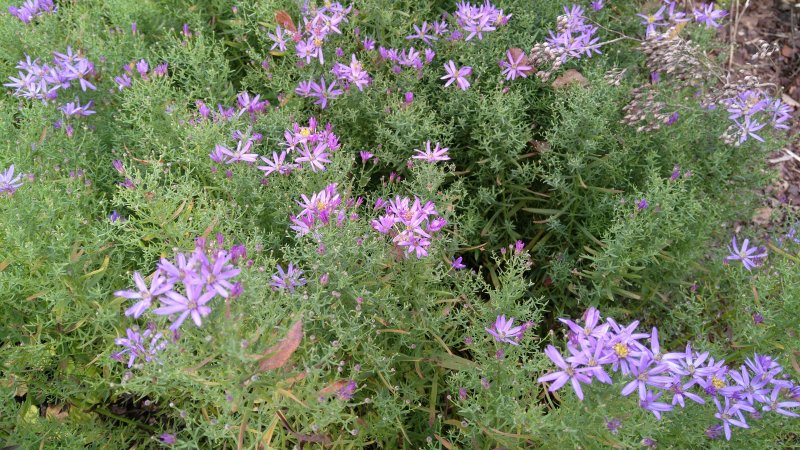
top-left (0, 0), bottom-right (797, 448)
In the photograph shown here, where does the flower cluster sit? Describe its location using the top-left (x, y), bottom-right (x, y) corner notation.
top-left (693, 2), bottom-right (728, 29)
top-left (289, 183), bottom-right (361, 237)
top-left (545, 5), bottom-right (601, 63)
top-left (452, 1), bottom-right (511, 41)
top-left (258, 117), bottom-right (341, 176)
top-left (376, 45), bottom-right (436, 76)
top-left (210, 129), bottom-right (262, 165)
top-left (0, 165), bottom-right (25, 195)
top-left (720, 90), bottom-right (792, 145)
top-left (5, 47), bottom-right (96, 102)
top-left (636, 1), bottom-right (690, 37)
top-left (113, 235), bottom-right (243, 335)
top-left (113, 59), bottom-right (168, 90)
top-left (289, 2), bottom-right (353, 65)
top-left (331, 54), bottom-right (371, 91)
top-left (8, 0), bottom-right (55, 24)
top-left (538, 307), bottom-right (799, 441)
top-left (371, 196), bottom-right (446, 258)
top-left (295, 76), bottom-right (343, 109)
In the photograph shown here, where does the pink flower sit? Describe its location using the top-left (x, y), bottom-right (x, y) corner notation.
top-left (441, 60), bottom-right (472, 90)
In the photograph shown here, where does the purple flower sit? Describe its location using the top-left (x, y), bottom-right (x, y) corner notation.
top-left (296, 142), bottom-right (332, 172)
top-left (559, 306), bottom-right (610, 343)
top-left (537, 345), bottom-right (592, 400)
top-left (566, 336), bottom-right (614, 384)
top-left (0, 165), bottom-right (24, 194)
top-left (406, 21), bottom-right (438, 45)
top-left (721, 365), bottom-right (770, 405)
top-left (693, 3), bottom-right (728, 28)
top-left (337, 380), bottom-right (358, 400)
top-left (114, 271), bottom-right (174, 319)
top-left (308, 77), bottom-right (343, 109)
top-left (736, 116), bottom-right (767, 144)
top-left (152, 282), bottom-right (216, 331)
top-left (159, 433), bottom-right (177, 445)
top-left (268, 25), bottom-right (289, 52)
top-left (219, 139), bottom-right (259, 164)
top-left (705, 424), bottom-right (724, 439)
top-left (591, 1), bottom-right (604, 11)
top-left (113, 327), bottom-right (167, 368)
top-left (760, 386), bottom-right (800, 417)
top-left (605, 417), bottom-right (620, 433)
top-left (724, 235), bottom-right (767, 271)
top-left (637, 198), bottom-right (648, 210)
top-left (441, 60), bottom-right (471, 90)
top-left (666, 375), bottom-right (705, 407)
top-left (637, 6), bottom-right (667, 36)
top-left (714, 397), bottom-right (753, 440)
top-left (412, 141), bottom-right (450, 163)
top-left (271, 263), bottom-right (306, 292)
top-left (500, 49), bottom-right (533, 81)
top-left (109, 210), bottom-right (122, 222)
top-left (485, 315), bottom-right (524, 345)
top-left (258, 151), bottom-right (296, 176)
top-left (621, 354), bottom-right (672, 400)
top-left (451, 256), bottom-right (466, 270)
top-left (359, 151), bottom-right (374, 162)
top-left (639, 390), bottom-right (673, 419)
top-left (196, 251), bottom-right (240, 298)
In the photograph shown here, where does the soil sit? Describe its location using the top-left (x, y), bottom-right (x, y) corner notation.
top-left (722, 0), bottom-right (800, 215)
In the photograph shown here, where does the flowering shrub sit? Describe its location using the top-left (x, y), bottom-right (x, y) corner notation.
top-left (1, 0), bottom-right (797, 448)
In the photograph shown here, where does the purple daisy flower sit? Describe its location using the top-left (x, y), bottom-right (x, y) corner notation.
top-left (724, 235), bottom-right (767, 271)
top-left (485, 315), bottom-right (524, 345)
top-left (114, 270), bottom-right (174, 319)
top-left (152, 281), bottom-right (216, 331)
top-left (538, 345), bottom-right (592, 400)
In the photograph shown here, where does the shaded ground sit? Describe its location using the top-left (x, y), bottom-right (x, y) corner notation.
top-left (724, 0), bottom-right (800, 216)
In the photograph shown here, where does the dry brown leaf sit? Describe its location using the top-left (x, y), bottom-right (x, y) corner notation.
top-left (781, 93), bottom-right (799, 108)
top-left (258, 320), bottom-right (303, 372)
top-left (45, 404), bottom-right (69, 421)
top-left (752, 207), bottom-right (772, 225)
top-left (275, 10), bottom-right (297, 33)
top-left (319, 379), bottom-right (350, 396)
top-left (552, 69), bottom-right (588, 89)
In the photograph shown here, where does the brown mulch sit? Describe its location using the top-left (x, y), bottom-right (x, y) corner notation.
top-left (722, 0), bottom-right (800, 216)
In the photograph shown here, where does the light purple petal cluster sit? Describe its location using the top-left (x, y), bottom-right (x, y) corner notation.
top-left (290, 183), bottom-right (361, 236)
top-left (256, 117), bottom-right (341, 177)
top-left (331, 54), bottom-right (371, 91)
top-left (295, 76), bottom-right (343, 109)
top-left (538, 307), bottom-right (800, 440)
top-left (113, 236), bottom-right (244, 338)
top-left (441, 60), bottom-right (472, 90)
top-left (453, 1), bottom-right (510, 41)
top-left (270, 263), bottom-right (307, 293)
top-left (720, 90), bottom-right (792, 145)
top-left (112, 326), bottom-right (167, 368)
top-left (485, 315), bottom-right (525, 345)
top-left (693, 3), bottom-right (728, 29)
top-left (8, 0), bottom-right (56, 24)
top-left (724, 234), bottom-right (767, 271)
top-left (411, 141), bottom-right (450, 163)
top-left (371, 195), bottom-right (446, 258)
top-left (545, 5), bottom-right (601, 63)
top-left (0, 165), bottom-right (25, 195)
top-left (4, 47), bottom-right (96, 103)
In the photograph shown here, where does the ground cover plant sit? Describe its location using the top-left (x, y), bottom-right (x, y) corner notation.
top-left (1, 0), bottom-right (798, 448)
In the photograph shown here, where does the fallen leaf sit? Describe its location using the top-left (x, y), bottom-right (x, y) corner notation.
top-left (552, 69), bottom-right (588, 89)
top-left (781, 45), bottom-right (794, 58)
top-left (45, 404), bottom-right (68, 421)
top-left (275, 10), bottom-right (297, 33)
top-left (781, 93), bottom-right (799, 108)
top-left (258, 320), bottom-right (303, 371)
top-left (752, 207), bottom-right (772, 225)
top-left (319, 380), bottom-right (350, 396)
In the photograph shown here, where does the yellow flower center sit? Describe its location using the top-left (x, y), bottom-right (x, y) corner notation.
top-left (712, 376), bottom-right (725, 390)
top-left (613, 343), bottom-right (629, 358)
